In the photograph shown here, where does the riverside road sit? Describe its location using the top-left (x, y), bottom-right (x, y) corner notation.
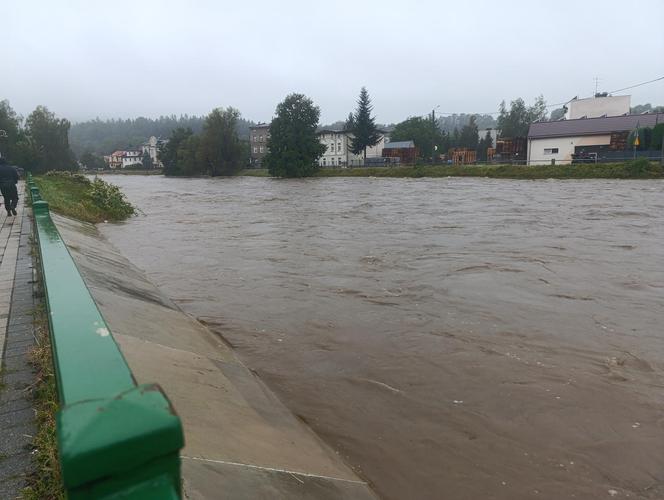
top-left (99, 176), bottom-right (664, 500)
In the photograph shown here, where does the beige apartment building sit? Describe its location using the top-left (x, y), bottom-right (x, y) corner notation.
top-left (249, 123), bottom-right (270, 167)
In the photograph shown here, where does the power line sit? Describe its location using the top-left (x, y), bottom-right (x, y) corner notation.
top-left (606, 75), bottom-right (664, 94)
top-left (433, 75), bottom-right (664, 117)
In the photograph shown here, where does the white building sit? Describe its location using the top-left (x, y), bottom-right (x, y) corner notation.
top-left (527, 112), bottom-right (664, 165)
top-left (565, 95), bottom-right (630, 120)
top-left (141, 136), bottom-right (165, 168)
top-left (317, 130), bottom-right (387, 167)
top-left (121, 150), bottom-right (143, 168)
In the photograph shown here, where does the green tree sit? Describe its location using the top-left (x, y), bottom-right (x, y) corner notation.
top-left (0, 100), bottom-right (22, 163)
top-left (390, 116), bottom-right (447, 160)
top-left (347, 87), bottom-right (381, 160)
top-left (24, 105), bottom-right (76, 173)
top-left (264, 93), bottom-right (325, 178)
top-left (477, 130), bottom-right (493, 161)
top-left (200, 107), bottom-right (243, 176)
top-left (344, 112), bottom-right (355, 132)
top-left (631, 103), bottom-right (653, 114)
top-left (451, 127), bottom-right (460, 148)
top-left (497, 95), bottom-right (547, 138)
top-left (239, 139), bottom-right (250, 167)
top-left (161, 127), bottom-right (193, 175)
top-left (549, 107), bottom-right (566, 121)
top-left (651, 123), bottom-right (664, 151)
top-left (80, 151), bottom-right (106, 170)
top-left (459, 115), bottom-right (479, 149)
top-left (177, 135), bottom-right (204, 175)
top-left (141, 151), bottom-right (154, 169)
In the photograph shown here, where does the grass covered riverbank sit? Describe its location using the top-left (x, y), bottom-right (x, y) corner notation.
top-left (33, 172), bottom-right (135, 223)
top-left (238, 160), bottom-right (664, 179)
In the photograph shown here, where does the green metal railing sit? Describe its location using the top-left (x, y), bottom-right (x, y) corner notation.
top-left (27, 174), bottom-right (184, 499)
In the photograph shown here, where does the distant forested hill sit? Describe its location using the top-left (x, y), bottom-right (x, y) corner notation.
top-left (69, 115), bottom-right (255, 156)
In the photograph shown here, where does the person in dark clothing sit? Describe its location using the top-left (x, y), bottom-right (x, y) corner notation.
top-left (0, 157), bottom-right (19, 216)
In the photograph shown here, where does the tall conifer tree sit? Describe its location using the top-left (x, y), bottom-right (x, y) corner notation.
top-left (348, 87), bottom-right (381, 160)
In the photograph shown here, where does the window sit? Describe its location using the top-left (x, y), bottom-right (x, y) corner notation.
top-left (338, 142), bottom-right (341, 150)
top-left (260, 146), bottom-right (264, 153)
top-left (253, 147), bottom-right (258, 153)
top-left (330, 144), bottom-right (335, 152)
top-left (323, 158), bottom-right (326, 166)
top-left (338, 157), bottom-right (342, 165)
top-left (543, 148), bottom-right (559, 154)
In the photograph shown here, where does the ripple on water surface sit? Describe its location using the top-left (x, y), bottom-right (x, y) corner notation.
top-left (100, 176), bottom-right (664, 500)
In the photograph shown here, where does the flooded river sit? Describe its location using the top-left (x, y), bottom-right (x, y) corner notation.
top-left (99, 176), bottom-right (664, 500)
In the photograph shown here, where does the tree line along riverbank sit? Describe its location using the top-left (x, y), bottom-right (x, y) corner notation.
top-left (240, 159), bottom-right (664, 180)
top-left (31, 160), bottom-right (662, 224)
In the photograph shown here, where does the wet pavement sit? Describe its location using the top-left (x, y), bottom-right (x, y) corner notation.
top-left (99, 176), bottom-right (664, 500)
top-left (0, 193), bottom-right (37, 498)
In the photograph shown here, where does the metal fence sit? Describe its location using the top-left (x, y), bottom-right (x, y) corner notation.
top-left (27, 174), bottom-right (184, 500)
top-left (319, 155), bottom-right (663, 168)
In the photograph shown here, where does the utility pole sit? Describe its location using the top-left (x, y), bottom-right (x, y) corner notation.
top-left (431, 105), bottom-right (439, 164)
top-left (431, 109), bottom-right (435, 164)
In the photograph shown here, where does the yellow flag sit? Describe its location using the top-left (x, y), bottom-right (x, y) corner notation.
top-left (634, 135), bottom-right (640, 146)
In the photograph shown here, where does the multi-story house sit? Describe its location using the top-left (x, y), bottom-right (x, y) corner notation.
top-left (106, 150), bottom-right (143, 169)
top-left (108, 151), bottom-right (124, 169)
top-left (121, 150), bottom-right (142, 168)
top-left (317, 130), bottom-right (387, 167)
top-left (249, 123), bottom-right (270, 167)
top-left (318, 130), bottom-right (349, 167)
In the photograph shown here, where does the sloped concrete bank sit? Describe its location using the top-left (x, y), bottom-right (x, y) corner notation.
top-left (52, 213), bottom-right (377, 500)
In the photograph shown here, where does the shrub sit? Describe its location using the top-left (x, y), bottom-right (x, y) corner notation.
top-left (625, 158), bottom-right (655, 177)
top-left (89, 178), bottom-right (135, 218)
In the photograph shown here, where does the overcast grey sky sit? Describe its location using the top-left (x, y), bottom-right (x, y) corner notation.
top-left (3, 0), bottom-right (663, 124)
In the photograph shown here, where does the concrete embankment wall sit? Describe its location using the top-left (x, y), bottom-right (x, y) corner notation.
top-left (52, 213), bottom-right (377, 500)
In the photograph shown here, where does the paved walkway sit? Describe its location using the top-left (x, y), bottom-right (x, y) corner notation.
top-left (0, 186), bottom-right (38, 498)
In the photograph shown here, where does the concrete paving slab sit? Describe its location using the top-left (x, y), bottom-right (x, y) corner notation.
top-left (0, 423), bottom-right (34, 457)
top-left (0, 197), bottom-right (36, 499)
top-left (0, 396), bottom-right (33, 416)
top-left (0, 406), bottom-right (35, 430)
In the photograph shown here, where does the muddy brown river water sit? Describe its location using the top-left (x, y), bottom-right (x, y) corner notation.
top-left (99, 176), bottom-right (664, 500)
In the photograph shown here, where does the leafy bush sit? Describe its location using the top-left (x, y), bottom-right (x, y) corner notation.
top-left (89, 178), bottom-right (135, 218)
top-left (624, 158), bottom-right (653, 176)
top-left (35, 174), bottom-right (135, 223)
